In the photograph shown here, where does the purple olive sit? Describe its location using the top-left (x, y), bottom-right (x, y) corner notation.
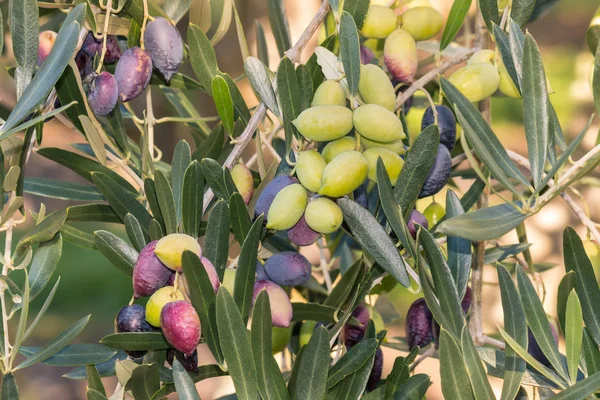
top-left (418, 144), bottom-right (452, 199)
top-left (133, 241), bottom-right (174, 299)
top-left (341, 304), bottom-right (370, 347)
top-left (75, 50), bottom-right (94, 79)
top-left (38, 31), bottom-right (57, 66)
top-left (461, 286), bottom-right (472, 315)
top-left (115, 304), bottom-right (154, 358)
top-left (256, 261), bottom-right (269, 280)
top-left (167, 348), bottom-right (199, 373)
top-left (407, 210), bottom-right (428, 239)
top-left (252, 280), bottom-right (293, 328)
top-left (367, 347), bottom-right (383, 391)
top-left (353, 181), bottom-right (369, 209)
top-left (422, 105), bottom-right (457, 152)
top-left (114, 47), bottom-right (153, 102)
top-left (82, 32), bottom-right (122, 63)
top-left (360, 46), bottom-right (376, 65)
top-left (287, 216), bottom-right (320, 247)
top-left (161, 301), bottom-right (201, 355)
top-left (87, 72), bottom-right (119, 116)
top-left (406, 298), bottom-right (434, 349)
top-left (527, 323), bottom-right (559, 368)
top-left (264, 251), bottom-right (312, 287)
top-left (254, 176), bottom-right (298, 220)
top-left (200, 257), bottom-right (220, 293)
top-left (143, 17), bottom-right (183, 82)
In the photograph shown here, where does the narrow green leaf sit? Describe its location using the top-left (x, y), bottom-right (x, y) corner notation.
top-left (219, 73), bottom-right (250, 128)
top-left (212, 75), bottom-right (235, 136)
top-left (203, 200), bottom-right (230, 280)
top-left (182, 251), bottom-right (223, 365)
top-left (16, 209), bottom-right (67, 254)
top-left (93, 230), bottom-right (138, 277)
top-left (392, 373), bottom-right (430, 400)
top-left (593, 38), bottom-right (600, 117)
top-left (208, 0), bottom-right (233, 46)
top-left (563, 227), bottom-right (600, 348)
top-left (234, 216), bottom-right (263, 322)
top-left (99, 332), bottom-right (170, 351)
top-left (552, 372), bottom-right (600, 400)
top-left (216, 288), bottom-right (257, 400)
top-left (460, 326), bottom-right (495, 399)
top-left (516, 266), bottom-right (568, 379)
top-left (202, 158), bottom-right (228, 199)
top-left (565, 290), bottom-right (583, 383)
top-left (337, 198), bottom-right (410, 287)
top-left (295, 65), bottom-right (313, 112)
top-left (494, 24), bottom-right (521, 94)
top-left (182, 161), bottom-right (204, 239)
top-left (342, 0), bottom-right (369, 30)
top-left (86, 389), bottom-right (108, 400)
top-left (267, 0), bottom-right (291, 57)
top-left (173, 359), bottom-right (201, 400)
top-left (332, 352), bottom-right (374, 400)
top-left (438, 328), bottom-right (474, 399)
top-left (384, 350), bottom-right (419, 398)
top-left (229, 193), bottom-right (251, 244)
top-left (557, 271), bottom-right (576, 335)
top-left (86, 364), bottom-right (106, 396)
top-left (291, 303), bottom-right (358, 324)
top-left (14, 315), bottom-right (90, 371)
top-left (12, 272), bottom-right (30, 365)
top-left (131, 364), bottom-right (160, 400)
top-left (1, 374), bottom-right (19, 400)
top-left (394, 125), bottom-right (439, 220)
top-left (327, 339), bottom-right (377, 389)
top-left (124, 214), bottom-right (148, 252)
top-left (511, 0), bottom-right (536, 26)
top-left (582, 328), bottom-right (600, 376)
top-left (154, 171), bottom-right (177, 234)
top-left (245, 57), bottom-right (280, 116)
top-left (445, 190), bottom-right (471, 299)
top-left (252, 291), bottom-right (289, 400)
top-left (23, 278), bottom-right (60, 341)
top-left (193, 125), bottom-right (224, 162)
top-left (172, 140), bottom-right (191, 224)
top-left (276, 57), bottom-right (301, 152)
top-left (440, 0), bottom-right (472, 51)
top-left (339, 12), bottom-right (360, 95)
top-left (11, 0), bottom-right (39, 96)
top-left (188, 24), bottom-right (218, 93)
top-left (291, 326), bottom-right (329, 400)
top-left (28, 233), bottom-right (62, 301)
top-left (66, 204), bottom-right (121, 224)
top-left (24, 177), bottom-right (103, 201)
top-left (255, 21), bottom-right (269, 65)
top-left (19, 344), bottom-right (116, 367)
top-left (479, 0), bottom-right (499, 32)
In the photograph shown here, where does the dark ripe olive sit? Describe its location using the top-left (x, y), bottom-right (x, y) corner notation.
top-left (87, 72), bottom-right (119, 116)
top-left (114, 304), bottom-right (154, 358)
top-left (143, 17), bottom-right (184, 82)
top-left (114, 47), bottom-right (153, 102)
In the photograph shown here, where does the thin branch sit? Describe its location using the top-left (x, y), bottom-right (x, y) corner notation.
top-left (410, 347), bottom-right (436, 372)
top-left (202, 1), bottom-right (331, 214)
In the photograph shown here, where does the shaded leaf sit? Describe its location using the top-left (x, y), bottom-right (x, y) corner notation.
top-left (445, 190), bottom-right (471, 299)
top-left (565, 290), bottom-right (583, 383)
top-left (93, 230), bottom-right (138, 277)
top-left (99, 333), bottom-right (170, 351)
top-left (267, 0), bottom-right (291, 57)
top-left (290, 326), bottom-right (329, 400)
top-left (182, 161), bottom-right (204, 239)
top-left (438, 328), bottom-right (474, 399)
top-left (234, 216), bottom-right (263, 323)
top-left (440, 0), bottom-right (472, 51)
top-left (204, 200), bottom-right (230, 280)
top-left (245, 57), bottom-right (280, 116)
top-left (339, 11), bottom-right (360, 95)
top-left (212, 75), bottom-right (235, 136)
top-left (188, 24), bottom-right (218, 93)
top-left (173, 359), bottom-right (201, 400)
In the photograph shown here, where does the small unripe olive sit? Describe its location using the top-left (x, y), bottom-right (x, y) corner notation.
top-left (423, 202), bottom-right (446, 227)
top-left (266, 184), bottom-right (308, 230)
top-left (312, 80), bottom-right (346, 107)
top-left (38, 31), bottom-right (57, 66)
top-left (321, 137), bottom-right (357, 162)
top-left (293, 106), bottom-right (354, 142)
top-left (299, 321), bottom-right (317, 348)
top-left (400, 7), bottom-right (443, 41)
top-left (448, 63), bottom-right (500, 103)
top-left (361, 5), bottom-right (398, 39)
top-left (358, 64), bottom-right (396, 111)
top-left (361, 136), bottom-right (406, 155)
top-left (295, 150), bottom-right (327, 193)
top-left (467, 49), bottom-right (496, 65)
top-left (319, 151), bottom-right (369, 197)
top-left (405, 106), bottom-right (427, 143)
top-left (497, 56), bottom-right (521, 98)
top-left (363, 147), bottom-right (404, 183)
top-left (253, 280), bottom-right (293, 328)
top-left (145, 286), bottom-right (185, 327)
top-left (354, 104), bottom-right (406, 143)
top-left (231, 164), bottom-right (254, 204)
top-left (288, 216), bottom-right (320, 246)
top-left (583, 240), bottom-right (600, 281)
top-left (154, 234), bottom-right (202, 271)
top-left (272, 326), bottom-right (292, 354)
top-left (305, 198), bottom-right (344, 234)
top-left (384, 28), bottom-right (418, 83)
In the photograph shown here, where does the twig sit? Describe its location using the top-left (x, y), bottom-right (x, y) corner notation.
top-left (202, 1), bottom-right (331, 214)
top-left (318, 238), bottom-right (333, 293)
top-left (394, 47), bottom-right (481, 111)
top-left (482, 334), bottom-right (505, 350)
top-left (95, 0), bottom-right (113, 73)
top-left (410, 347), bottom-right (436, 372)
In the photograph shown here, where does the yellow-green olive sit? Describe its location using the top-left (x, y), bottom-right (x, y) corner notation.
top-left (363, 147), bottom-right (404, 183)
top-left (583, 240), bottom-right (600, 281)
top-left (322, 136), bottom-right (357, 162)
top-left (231, 164), bottom-right (254, 204)
top-left (423, 202), bottom-right (446, 227)
top-left (266, 184), bottom-right (308, 230)
top-left (467, 49), bottom-right (496, 65)
top-left (361, 5), bottom-right (398, 39)
top-left (305, 198), bottom-right (344, 234)
top-left (354, 104), bottom-right (406, 143)
top-left (295, 150), bottom-right (327, 193)
top-left (400, 7), bottom-right (443, 41)
top-left (361, 136), bottom-right (405, 155)
top-left (384, 28), bottom-right (418, 83)
top-left (319, 151), bottom-right (369, 197)
top-left (497, 55), bottom-right (521, 98)
top-left (448, 63), bottom-right (500, 103)
top-left (154, 234), bottom-right (202, 271)
top-left (358, 64), bottom-right (396, 111)
top-left (293, 106), bottom-right (354, 142)
top-left (312, 80), bottom-right (347, 107)
top-left (145, 287), bottom-right (185, 327)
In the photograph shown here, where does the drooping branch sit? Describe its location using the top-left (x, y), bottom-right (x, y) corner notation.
top-left (202, 0), bottom-right (331, 213)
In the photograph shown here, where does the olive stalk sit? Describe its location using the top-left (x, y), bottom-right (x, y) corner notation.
top-left (95, 0), bottom-right (114, 74)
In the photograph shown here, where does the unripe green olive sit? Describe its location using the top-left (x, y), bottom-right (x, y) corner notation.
top-left (293, 106), bottom-right (354, 142)
top-left (467, 49), bottom-right (496, 65)
top-left (583, 240), bottom-right (600, 281)
top-left (400, 7), bottom-right (443, 41)
top-left (322, 136), bottom-right (357, 162)
top-left (319, 151), bottom-right (369, 197)
top-left (222, 269), bottom-right (236, 295)
top-left (231, 164), bottom-right (254, 204)
top-left (299, 321), bottom-right (317, 348)
top-left (266, 184), bottom-right (308, 230)
top-left (384, 28), bottom-right (418, 83)
top-left (448, 63), bottom-right (500, 103)
top-left (498, 0), bottom-right (509, 9)
top-left (497, 55), bottom-right (521, 98)
top-left (588, 6), bottom-right (600, 54)
top-left (423, 202), bottom-right (446, 227)
top-left (358, 64), bottom-right (396, 111)
top-left (312, 80), bottom-right (346, 107)
top-left (361, 136), bottom-right (405, 155)
top-left (145, 286), bottom-right (185, 327)
top-left (154, 234), bottom-right (202, 271)
top-left (272, 326), bottom-right (292, 354)
top-left (295, 150), bottom-right (327, 193)
top-left (361, 5), bottom-right (398, 39)
top-left (405, 106), bottom-right (426, 143)
top-left (305, 198), bottom-right (344, 234)
top-left (363, 147), bottom-right (404, 183)
top-left (354, 104), bottom-right (406, 143)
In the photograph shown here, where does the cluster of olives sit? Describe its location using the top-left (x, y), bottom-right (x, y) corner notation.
top-left (39, 17), bottom-right (183, 117)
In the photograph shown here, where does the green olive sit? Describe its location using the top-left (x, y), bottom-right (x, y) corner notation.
top-left (266, 184), bottom-right (308, 230)
top-left (583, 240), bottom-right (600, 281)
top-left (384, 28), bottom-right (418, 83)
top-left (145, 287), bottom-right (185, 327)
top-left (319, 151), bottom-right (369, 197)
top-left (231, 164), bottom-right (254, 204)
top-left (363, 147), bottom-right (404, 183)
top-left (312, 80), bottom-right (346, 107)
top-left (222, 269), bottom-right (236, 295)
top-left (448, 63), bottom-right (500, 103)
top-left (305, 197), bottom-right (344, 234)
top-left (361, 5), bottom-right (398, 39)
top-left (322, 136), bottom-right (357, 162)
top-left (361, 136), bottom-right (405, 155)
top-left (497, 55), bottom-right (521, 98)
top-left (272, 326), bottom-right (292, 354)
top-left (299, 321), bottom-right (317, 347)
top-left (354, 104), bottom-right (406, 143)
top-left (293, 105), bottom-right (354, 142)
top-left (467, 49), bottom-right (496, 65)
top-left (154, 234), bottom-right (202, 271)
top-left (295, 150), bottom-right (327, 192)
top-left (358, 64), bottom-right (396, 111)
top-left (400, 7), bottom-right (443, 41)
top-left (423, 202), bottom-right (446, 227)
